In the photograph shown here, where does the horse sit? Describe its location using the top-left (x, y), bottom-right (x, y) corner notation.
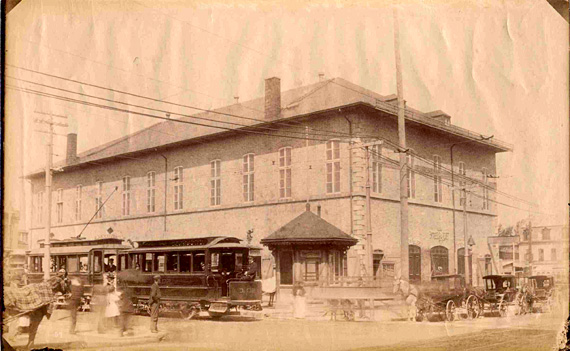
top-left (393, 276), bottom-right (420, 322)
top-left (4, 276), bottom-right (67, 349)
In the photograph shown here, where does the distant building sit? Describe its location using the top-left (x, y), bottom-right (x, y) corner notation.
top-left (487, 225), bottom-right (569, 282)
top-left (3, 209), bottom-right (28, 278)
top-left (27, 77), bottom-right (511, 285)
top-left (519, 225), bottom-right (569, 281)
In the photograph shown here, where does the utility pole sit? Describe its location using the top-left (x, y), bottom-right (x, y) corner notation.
top-left (528, 205), bottom-right (533, 276)
top-left (34, 111), bottom-right (68, 280)
top-left (463, 185), bottom-right (469, 285)
top-left (393, 7), bottom-right (409, 280)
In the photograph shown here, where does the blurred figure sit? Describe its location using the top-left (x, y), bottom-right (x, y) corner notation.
top-left (150, 275), bottom-right (161, 333)
top-left (292, 281), bottom-right (306, 319)
top-left (68, 278), bottom-right (85, 334)
top-left (117, 286), bottom-right (135, 337)
top-left (91, 275), bottom-right (110, 333)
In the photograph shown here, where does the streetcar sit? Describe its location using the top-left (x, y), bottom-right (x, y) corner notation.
top-left (27, 237), bottom-right (131, 308)
top-left (118, 236), bottom-right (263, 319)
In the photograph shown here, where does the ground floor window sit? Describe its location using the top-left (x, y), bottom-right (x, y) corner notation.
top-left (431, 246), bottom-right (449, 275)
top-left (409, 245), bottom-right (421, 282)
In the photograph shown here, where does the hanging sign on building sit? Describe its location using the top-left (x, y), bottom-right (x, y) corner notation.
top-left (429, 230), bottom-right (449, 243)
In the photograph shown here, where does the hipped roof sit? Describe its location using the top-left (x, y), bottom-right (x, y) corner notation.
top-left (261, 207), bottom-right (357, 246)
top-left (28, 77), bottom-right (511, 178)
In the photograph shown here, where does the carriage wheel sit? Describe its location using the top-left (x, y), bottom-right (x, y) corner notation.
top-left (426, 304), bottom-right (437, 322)
top-left (445, 300), bottom-right (456, 322)
top-left (498, 302), bottom-right (507, 317)
top-left (466, 296), bottom-right (481, 320)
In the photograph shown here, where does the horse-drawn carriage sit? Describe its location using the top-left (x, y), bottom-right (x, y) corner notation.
top-left (477, 274), bottom-right (525, 317)
top-left (414, 274), bottom-right (480, 322)
top-left (526, 275), bottom-right (555, 313)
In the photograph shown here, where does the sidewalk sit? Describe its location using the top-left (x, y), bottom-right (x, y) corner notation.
top-left (261, 297), bottom-right (406, 322)
top-left (3, 309), bottom-right (167, 350)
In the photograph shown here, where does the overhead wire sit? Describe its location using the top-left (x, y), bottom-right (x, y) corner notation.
top-left (9, 65), bottom-right (536, 208)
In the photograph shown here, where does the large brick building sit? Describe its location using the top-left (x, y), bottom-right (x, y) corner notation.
top-left (27, 77), bottom-right (511, 285)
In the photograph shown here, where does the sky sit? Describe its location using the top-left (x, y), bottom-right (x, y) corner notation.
top-left (5, 0), bottom-right (569, 230)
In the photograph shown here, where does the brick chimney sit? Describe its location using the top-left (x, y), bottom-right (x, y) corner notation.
top-left (66, 133), bottom-right (78, 164)
top-left (264, 77), bottom-right (281, 121)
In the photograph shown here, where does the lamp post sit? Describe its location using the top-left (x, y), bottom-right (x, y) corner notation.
top-left (450, 135), bottom-right (493, 279)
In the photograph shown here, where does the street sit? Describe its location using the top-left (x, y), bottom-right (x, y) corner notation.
top-left (73, 310), bottom-right (566, 351)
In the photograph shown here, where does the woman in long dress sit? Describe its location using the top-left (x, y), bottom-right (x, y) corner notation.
top-left (292, 281), bottom-right (306, 319)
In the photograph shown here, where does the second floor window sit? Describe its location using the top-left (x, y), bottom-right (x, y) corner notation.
top-left (551, 248), bottom-right (556, 261)
top-left (95, 181), bottom-right (104, 219)
top-left (279, 147), bottom-right (292, 198)
top-left (243, 154), bottom-right (254, 202)
top-left (174, 167), bottom-right (184, 210)
top-left (326, 140), bottom-right (341, 194)
top-left (211, 160), bottom-right (221, 206)
top-left (372, 144), bottom-right (382, 193)
top-left (122, 177), bottom-right (131, 216)
top-left (542, 228), bottom-right (551, 240)
top-left (458, 162), bottom-right (466, 206)
top-left (56, 189), bottom-right (63, 223)
top-left (433, 155), bottom-right (442, 203)
top-left (147, 172), bottom-right (156, 213)
top-left (538, 249), bottom-right (544, 262)
top-left (407, 153), bottom-right (415, 198)
top-left (75, 185), bottom-right (82, 221)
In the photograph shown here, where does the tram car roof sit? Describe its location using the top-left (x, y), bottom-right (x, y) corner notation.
top-left (29, 237), bottom-right (130, 255)
top-left (126, 236), bottom-right (253, 253)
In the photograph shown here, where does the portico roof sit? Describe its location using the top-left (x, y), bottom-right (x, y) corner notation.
top-left (261, 205), bottom-right (357, 247)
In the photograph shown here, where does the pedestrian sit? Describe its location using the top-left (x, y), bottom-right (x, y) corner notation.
top-left (117, 286), bottom-right (135, 337)
top-left (292, 281), bottom-right (306, 319)
top-left (149, 275), bottom-right (161, 333)
top-left (91, 275), bottom-right (110, 333)
top-left (68, 278), bottom-right (85, 334)
top-left (106, 285), bottom-right (121, 329)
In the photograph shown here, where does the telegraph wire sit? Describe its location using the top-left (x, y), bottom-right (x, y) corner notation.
top-left (6, 84), bottom-right (341, 143)
top-left (6, 75), bottom-right (360, 141)
top-left (8, 68), bottom-right (537, 208)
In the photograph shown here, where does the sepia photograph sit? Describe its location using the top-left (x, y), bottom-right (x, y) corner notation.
top-left (3, 0), bottom-right (569, 350)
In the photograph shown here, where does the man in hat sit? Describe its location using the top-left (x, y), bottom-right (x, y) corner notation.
top-left (149, 275), bottom-right (161, 333)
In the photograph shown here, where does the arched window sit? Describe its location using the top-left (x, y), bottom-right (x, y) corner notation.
top-left (409, 245), bottom-right (421, 282)
top-left (431, 246), bottom-right (449, 275)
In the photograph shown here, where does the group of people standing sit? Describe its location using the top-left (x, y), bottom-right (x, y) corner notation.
top-left (88, 272), bottom-right (136, 337)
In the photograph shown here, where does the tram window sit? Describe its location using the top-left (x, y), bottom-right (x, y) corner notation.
top-left (211, 252), bottom-right (220, 272)
top-left (221, 253), bottom-right (234, 272)
top-left (180, 253), bottom-right (192, 273)
top-left (154, 253), bottom-right (165, 272)
top-left (93, 252), bottom-right (103, 273)
top-left (68, 256), bottom-right (79, 273)
top-left (50, 257), bottom-right (57, 272)
top-left (166, 253), bottom-right (178, 272)
top-left (79, 255), bottom-right (88, 272)
top-left (193, 252), bottom-right (205, 271)
top-left (119, 255), bottom-right (128, 271)
top-left (143, 253), bottom-right (152, 273)
top-left (131, 254), bottom-right (142, 270)
top-left (235, 253), bottom-right (243, 271)
top-left (31, 257), bottom-right (43, 272)
top-left (57, 256), bottom-right (67, 271)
